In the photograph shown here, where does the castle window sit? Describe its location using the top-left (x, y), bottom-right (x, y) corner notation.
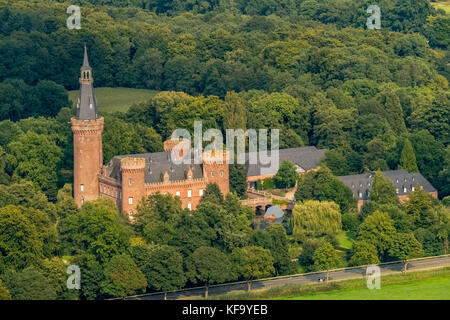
top-left (199, 189), bottom-right (203, 196)
top-left (81, 197), bottom-right (85, 205)
top-left (396, 188), bottom-right (399, 194)
top-left (358, 191), bottom-right (362, 198)
top-left (220, 170), bottom-right (224, 177)
top-left (129, 178), bottom-right (132, 186)
top-left (129, 197), bottom-right (133, 205)
top-left (176, 191), bottom-right (181, 197)
top-left (80, 184), bottom-right (84, 192)
top-left (188, 189), bottom-right (192, 198)
top-left (129, 210), bottom-right (133, 216)
top-left (188, 202), bottom-right (192, 210)
top-left (412, 186), bottom-right (415, 191)
top-left (403, 187), bottom-right (407, 193)
top-left (211, 171), bottom-right (214, 177)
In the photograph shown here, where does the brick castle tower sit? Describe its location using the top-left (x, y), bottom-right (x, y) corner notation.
top-left (71, 45), bottom-right (104, 207)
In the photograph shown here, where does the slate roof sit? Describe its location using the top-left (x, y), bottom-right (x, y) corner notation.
top-left (76, 46), bottom-right (98, 120)
top-left (105, 146), bottom-right (326, 184)
top-left (338, 170), bottom-right (437, 200)
top-left (245, 146), bottom-right (326, 177)
top-left (106, 152), bottom-right (203, 184)
top-left (264, 205), bottom-right (285, 219)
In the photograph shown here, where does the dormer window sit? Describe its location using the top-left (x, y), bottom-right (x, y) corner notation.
top-left (358, 191), bottom-right (363, 198)
top-left (396, 188), bottom-right (399, 194)
top-left (403, 187), bottom-right (407, 193)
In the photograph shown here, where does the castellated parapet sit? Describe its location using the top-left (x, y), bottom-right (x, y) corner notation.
top-left (120, 158), bottom-right (146, 172)
top-left (71, 117), bottom-right (104, 135)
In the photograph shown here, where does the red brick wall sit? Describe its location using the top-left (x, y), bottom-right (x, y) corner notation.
top-left (202, 151), bottom-right (230, 196)
top-left (72, 117), bottom-right (104, 207)
top-left (121, 158), bottom-right (146, 216)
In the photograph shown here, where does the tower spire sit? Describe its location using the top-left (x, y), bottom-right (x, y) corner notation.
top-left (81, 43), bottom-right (91, 71)
top-left (77, 45), bottom-right (98, 120)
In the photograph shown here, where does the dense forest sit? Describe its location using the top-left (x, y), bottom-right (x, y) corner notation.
top-left (0, 0), bottom-right (449, 300)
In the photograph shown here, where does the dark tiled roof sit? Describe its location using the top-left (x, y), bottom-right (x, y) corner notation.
top-left (106, 152), bottom-right (203, 184)
top-left (338, 170), bottom-right (437, 200)
top-left (76, 83), bottom-right (98, 120)
top-left (105, 146), bottom-right (326, 184)
top-left (245, 146), bottom-right (326, 177)
top-left (76, 46), bottom-right (98, 120)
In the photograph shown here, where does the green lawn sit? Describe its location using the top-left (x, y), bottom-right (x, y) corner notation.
top-left (68, 87), bottom-right (158, 113)
top-left (431, 1), bottom-right (450, 13)
top-left (336, 230), bottom-right (353, 250)
top-left (280, 275), bottom-right (450, 300)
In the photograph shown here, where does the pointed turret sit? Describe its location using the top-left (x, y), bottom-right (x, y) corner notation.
top-left (81, 44), bottom-right (92, 71)
top-left (76, 45), bottom-right (98, 120)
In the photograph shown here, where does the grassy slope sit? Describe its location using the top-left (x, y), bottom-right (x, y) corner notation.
top-left (431, 1), bottom-right (450, 13)
top-left (68, 87), bottom-right (158, 113)
top-left (208, 268), bottom-right (450, 300)
top-left (336, 231), bottom-right (353, 250)
top-left (280, 275), bottom-right (450, 300)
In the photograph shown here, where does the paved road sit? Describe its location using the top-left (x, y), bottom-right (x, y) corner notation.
top-left (125, 255), bottom-right (450, 300)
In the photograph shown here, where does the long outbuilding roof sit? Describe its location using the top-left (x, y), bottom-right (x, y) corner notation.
top-left (338, 170), bottom-right (437, 200)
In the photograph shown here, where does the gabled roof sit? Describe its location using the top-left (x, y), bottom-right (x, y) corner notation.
top-left (105, 152), bottom-right (203, 184)
top-left (245, 146), bottom-right (326, 177)
top-left (338, 170), bottom-right (437, 200)
top-left (104, 146), bottom-right (326, 184)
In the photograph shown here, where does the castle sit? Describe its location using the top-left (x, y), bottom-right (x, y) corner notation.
top-left (71, 47), bottom-right (326, 217)
top-left (71, 47), bottom-right (437, 218)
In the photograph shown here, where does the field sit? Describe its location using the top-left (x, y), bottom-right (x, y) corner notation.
top-left (280, 275), bottom-right (450, 300)
top-left (431, 1), bottom-right (450, 13)
top-left (209, 268), bottom-right (450, 300)
top-left (336, 231), bottom-right (353, 250)
top-left (68, 87), bottom-right (158, 113)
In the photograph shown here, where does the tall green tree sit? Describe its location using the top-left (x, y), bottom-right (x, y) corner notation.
top-left (132, 244), bottom-right (186, 300)
top-left (101, 254), bottom-right (147, 298)
top-left (370, 170), bottom-right (399, 206)
top-left (58, 198), bottom-right (131, 264)
top-left (230, 246), bottom-right (275, 291)
top-left (313, 242), bottom-right (341, 282)
top-left (266, 224), bottom-right (291, 275)
top-left (357, 210), bottom-right (396, 258)
top-left (274, 160), bottom-right (298, 189)
top-left (349, 240), bottom-right (380, 266)
top-left (229, 163), bottom-right (247, 197)
top-left (399, 138), bottom-right (419, 173)
top-left (388, 233), bottom-right (423, 272)
top-left (295, 166), bottom-right (356, 213)
top-left (185, 246), bottom-right (232, 298)
top-left (292, 200), bottom-right (342, 241)
top-left (1, 266), bottom-right (56, 300)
